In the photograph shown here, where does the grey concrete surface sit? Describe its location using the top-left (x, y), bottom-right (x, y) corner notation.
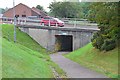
top-left (21, 26), bottom-right (95, 51)
top-left (50, 52), bottom-right (107, 78)
top-left (64, 24), bottom-right (98, 29)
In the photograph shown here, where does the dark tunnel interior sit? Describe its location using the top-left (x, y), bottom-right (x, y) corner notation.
top-left (55, 35), bottom-right (73, 52)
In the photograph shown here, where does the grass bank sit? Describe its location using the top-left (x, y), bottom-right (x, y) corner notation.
top-left (2, 38), bottom-right (53, 78)
top-left (2, 24), bottom-right (46, 54)
top-left (65, 43), bottom-right (118, 78)
top-left (2, 24), bottom-right (66, 78)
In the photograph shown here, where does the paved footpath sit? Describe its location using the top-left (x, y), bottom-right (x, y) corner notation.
top-left (50, 52), bottom-right (107, 78)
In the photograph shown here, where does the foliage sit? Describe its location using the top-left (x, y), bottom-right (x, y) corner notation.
top-left (101, 39), bottom-right (116, 51)
top-left (88, 2), bottom-right (119, 51)
top-left (65, 43), bottom-right (118, 78)
top-left (48, 2), bottom-right (92, 18)
top-left (79, 2), bottom-right (91, 18)
top-left (0, 7), bottom-right (9, 14)
top-left (48, 2), bottom-right (82, 18)
top-left (36, 5), bottom-right (44, 11)
top-left (36, 5), bottom-right (47, 13)
top-left (0, 8), bottom-right (5, 14)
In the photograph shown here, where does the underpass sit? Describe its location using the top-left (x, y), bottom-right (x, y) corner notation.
top-left (55, 35), bottom-right (73, 52)
top-left (2, 17), bottom-right (99, 51)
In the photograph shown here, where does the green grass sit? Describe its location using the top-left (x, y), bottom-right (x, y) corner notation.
top-left (0, 38), bottom-right (2, 79)
top-left (1, 24), bottom-right (66, 78)
top-left (65, 43), bottom-right (118, 78)
top-left (2, 24), bottom-right (47, 54)
top-left (0, 24), bottom-right (2, 79)
top-left (2, 38), bottom-right (53, 78)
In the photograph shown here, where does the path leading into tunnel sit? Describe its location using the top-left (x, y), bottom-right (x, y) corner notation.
top-left (50, 52), bottom-right (107, 78)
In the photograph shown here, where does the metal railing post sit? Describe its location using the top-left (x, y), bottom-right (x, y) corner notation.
top-left (18, 17), bottom-right (20, 24)
top-left (56, 22), bottom-right (58, 27)
top-left (13, 0), bottom-right (16, 43)
top-left (25, 18), bottom-right (27, 24)
top-left (74, 18), bottom-right (76, 27)
top-left (49, 19), bottom-right (50, 27)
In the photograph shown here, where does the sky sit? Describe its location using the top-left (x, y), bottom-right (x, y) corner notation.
top-left (0, 0), bottom-right (119, 12)
top-left (0, 0), bottom-right (64, 12)
top-left (0, 0), bottom-right (82, 12)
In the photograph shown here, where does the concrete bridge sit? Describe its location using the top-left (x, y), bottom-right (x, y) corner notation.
top-left (17, 24), bottom-right (99, 52)
top-left (2, 17), bottom-right (99, 51)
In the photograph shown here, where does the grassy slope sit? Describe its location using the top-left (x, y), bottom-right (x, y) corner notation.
top-left (0, 33), bottom-right (1, 79)
top-left (65, 43), bottom-right (118, 78)
top-left (2, 24), bottom-right (46, 54)
top-left (2, 24), bottom-right (65, 78)
top-left (2, 38), bottom-right (53, 78)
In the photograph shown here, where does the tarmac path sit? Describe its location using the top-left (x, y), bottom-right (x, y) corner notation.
top-left (50, 52), bottom-right (107, 78)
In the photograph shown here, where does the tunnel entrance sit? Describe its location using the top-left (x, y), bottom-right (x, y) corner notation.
top-left (55, 35), bottom-right (73, 52)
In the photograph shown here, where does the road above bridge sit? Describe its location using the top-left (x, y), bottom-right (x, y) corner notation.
top-left (17, 23), bottom-right (99, 32)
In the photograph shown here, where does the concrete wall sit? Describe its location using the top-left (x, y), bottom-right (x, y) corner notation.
top-left (20, 28), bottom-right (94, 51)
top-left (29, 29), bottom-right (49, 49)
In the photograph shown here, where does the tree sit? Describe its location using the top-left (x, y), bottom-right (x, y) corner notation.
top-left (0, 7), bottom-right (9, 14)
top-left (0, 8), bottom-right (5, 14)
top-left (78, 2), bottom-right (91, 18)
top-left (36, 5), bottom-right (48, 13)
top-left (36, 5), bottom-right (44, 11)
top-left (48, 2), bottom-right (82, 18)
top-left (89, 2), bottom-right (119, 51)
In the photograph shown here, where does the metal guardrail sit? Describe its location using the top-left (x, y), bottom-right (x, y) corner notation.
top-left (60, 18), bottom-right (88, 21)
top-left (2, 17), bottom-right (92, 23)
top-left (59, 18), bottom-right (97, 26)
top-left (1, 17), bottom-right (98, 27)
top-left (2, 17), bottom-right (41, 23)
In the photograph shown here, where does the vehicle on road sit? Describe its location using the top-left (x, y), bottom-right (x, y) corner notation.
top-left (40, 16), bottom-right (64, 27)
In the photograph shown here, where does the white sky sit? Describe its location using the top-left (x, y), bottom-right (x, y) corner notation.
top-left (0, 0), bottom-right (64, 12)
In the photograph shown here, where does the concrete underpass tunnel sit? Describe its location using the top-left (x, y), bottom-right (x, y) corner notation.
top-left (55, 35), bottom-right (73, 52)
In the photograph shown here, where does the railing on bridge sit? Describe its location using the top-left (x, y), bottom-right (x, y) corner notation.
top-left (2, 17), bottom-right (41, 25)
top-left (1, 17), bottom-right (98, 27)
top-left (2, 17), bottom-right (61, 27)
top-left (60, 18), bottom-right (97, 26)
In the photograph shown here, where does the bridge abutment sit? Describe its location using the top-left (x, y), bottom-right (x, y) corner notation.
top-left (20, 27), bottom-right (97, 52)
